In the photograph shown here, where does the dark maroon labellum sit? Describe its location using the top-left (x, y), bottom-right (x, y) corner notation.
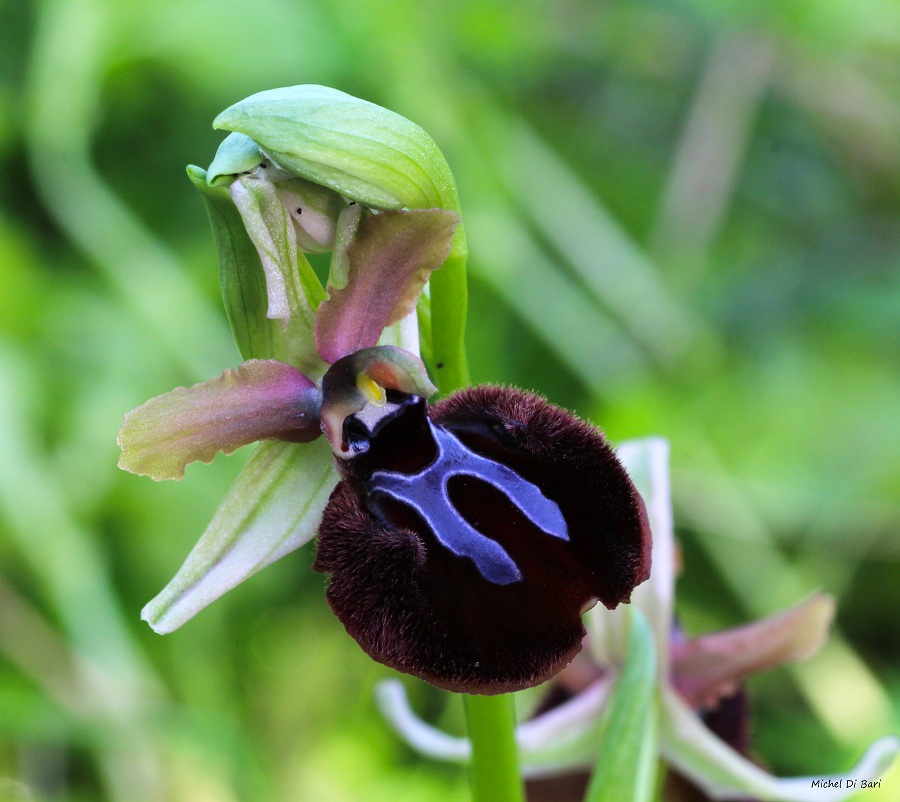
top-left (313, 385), bottom-right (651, 694)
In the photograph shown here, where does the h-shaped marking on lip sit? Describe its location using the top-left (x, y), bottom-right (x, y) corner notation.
top-left (365, 422), bottom-right (569, 585)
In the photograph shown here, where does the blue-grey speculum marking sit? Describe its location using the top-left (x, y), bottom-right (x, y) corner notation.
top-left (365, 422), bottom-right (569, 584)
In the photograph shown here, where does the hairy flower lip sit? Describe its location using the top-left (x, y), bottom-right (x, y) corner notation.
top-left (314, 385), bottom-right (652, 694)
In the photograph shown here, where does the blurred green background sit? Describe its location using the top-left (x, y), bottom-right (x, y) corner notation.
top-left (1, 0), bottom-right (898, 800)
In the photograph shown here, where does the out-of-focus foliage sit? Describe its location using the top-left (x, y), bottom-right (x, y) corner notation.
top-left (0, 0), bottom-right (898, 800)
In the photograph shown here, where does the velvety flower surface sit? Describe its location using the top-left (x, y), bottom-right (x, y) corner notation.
top-left (314, 385), bottom-right (650, 693)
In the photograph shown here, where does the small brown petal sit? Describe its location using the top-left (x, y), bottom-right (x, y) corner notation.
top-left (671, 593), bottom-right (836, 709)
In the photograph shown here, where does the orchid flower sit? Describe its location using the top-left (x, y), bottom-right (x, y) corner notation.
top-left (376, 438), bottom-right (899, 799)
top-left (117, 85), bottom-right (652, 694)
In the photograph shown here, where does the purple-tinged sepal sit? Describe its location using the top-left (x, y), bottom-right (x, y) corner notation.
top-left (117, 360), bottom-right (321, 481)
top-left (670, 593), bottom-right (835, 710)
top-left (315, 208), bottom-right (460, 363)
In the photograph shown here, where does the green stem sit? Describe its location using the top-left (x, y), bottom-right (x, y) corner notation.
top-left (429, 247), bottom-right (471, 393)
top-left (464, 694), bottom-right (526, 802)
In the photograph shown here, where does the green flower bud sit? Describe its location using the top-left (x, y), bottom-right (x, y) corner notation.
top-left (213, 85), bottom-right (460, 212)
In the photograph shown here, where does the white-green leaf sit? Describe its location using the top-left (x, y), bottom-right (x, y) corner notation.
top-left (584, 608), bottom-right (658, 802)
top-left (230, 175), bottom-right (318, 320)
top-left (187, 165), bottom-right (288, 363)
top-left (141, 438), bottom-right (338, 633)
